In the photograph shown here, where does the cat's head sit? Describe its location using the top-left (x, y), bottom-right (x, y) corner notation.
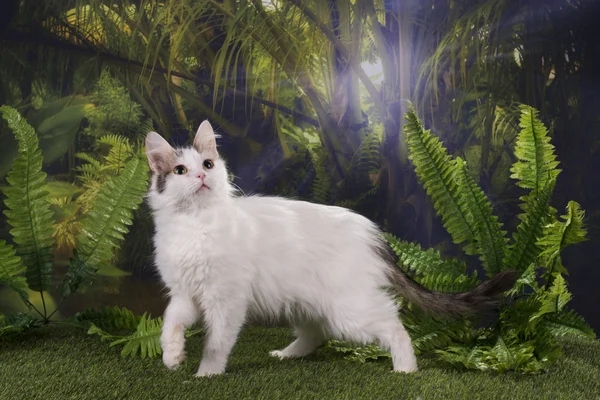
top-left (145, 120), bottom-right (233, 211)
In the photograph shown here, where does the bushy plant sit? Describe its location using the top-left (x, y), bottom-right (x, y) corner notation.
top-left (0, 106), bottom-right (149, 328)
top-left (328, 104), bottom-right (595, 373)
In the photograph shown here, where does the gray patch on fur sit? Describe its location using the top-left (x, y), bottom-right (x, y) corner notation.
top-left (156, 174), bottom-right (167, 194)
top-left (373, 240), bottom-right (518, 317)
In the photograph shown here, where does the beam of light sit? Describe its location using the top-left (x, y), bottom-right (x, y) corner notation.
top-left (360, 58), bottom-right (384, 85)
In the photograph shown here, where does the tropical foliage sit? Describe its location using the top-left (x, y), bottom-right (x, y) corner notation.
top-left (327, 105), bottom-right (595, 373)
top-left (0, 106), bottom-right (148, 325)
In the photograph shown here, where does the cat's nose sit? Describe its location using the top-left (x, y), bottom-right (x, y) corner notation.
top-left (197, 172), bottom-right (206, 181)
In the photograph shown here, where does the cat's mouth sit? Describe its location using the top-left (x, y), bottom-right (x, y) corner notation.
top-left (196, 184), bottom-right (210, 192)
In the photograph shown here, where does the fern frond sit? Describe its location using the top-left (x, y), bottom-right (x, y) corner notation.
top-left (75, 306), bottom-right (141, 331)
top-left (384, 233), bottom-right (467, 278)
top-left (537, 201), bottom-right (587, 269)
top-left (456, 158), bottom-right (508, 276)
top-left (542, 309), bottom-right (596, 340)
top-left (529, 274), bottom-right (572, 326)
top-left (110, 313), bottom-right (163, 359)
top-left (97, 134), bottom-right (134, 171)
top-left (0, 240), bottom-right (28, 302)
top-left (504, 181), bottom-right (555, 272)
top-left (506, 263), bottom-right (539, 296)
top-left (309, 147), bottom-right (331, 204)
top-left (0, 312), bottom-right (42, 339)
top-left (404, 105), bottom-right (475, 250)
top-left (416, 271), bottom-right (480, 293)
top-left (403, 312), bottom-right (476, 354)
top-left (0, 106), bottom-right (54, 292)
top-left (62, 155), bottom-right (149, 296)
top-left (347, 130), bottom-right (381, 177)
top-left (510, 105), bottom-right (560, 196)
top-left (326, 340), bottom-right (390, 363)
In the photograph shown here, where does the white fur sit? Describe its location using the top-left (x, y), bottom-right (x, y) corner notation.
top-left (146, 121), bottom-right (417, 377)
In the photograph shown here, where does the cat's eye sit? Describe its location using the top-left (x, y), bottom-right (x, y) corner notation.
top-left (203, 160), bottom-right (214, 170)
top-left (173, 165), bottom-right (187, 175)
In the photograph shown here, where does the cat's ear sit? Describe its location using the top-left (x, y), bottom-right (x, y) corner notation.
top-left (193, 120), bottom-right (218, 157)
top-left (145, 132), bottom-right (175, 173)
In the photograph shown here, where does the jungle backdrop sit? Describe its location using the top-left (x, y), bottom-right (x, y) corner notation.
top-left (1, 0), bottom-right (599, 333)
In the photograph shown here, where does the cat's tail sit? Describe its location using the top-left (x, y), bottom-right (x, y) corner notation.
top-left (378, 243), bottom-right (518, 317)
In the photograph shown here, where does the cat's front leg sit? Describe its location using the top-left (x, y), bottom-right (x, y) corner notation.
top-left (161, 295), bottom-right (199, 370)
top-left (196, 294), bottom-right (247, 378)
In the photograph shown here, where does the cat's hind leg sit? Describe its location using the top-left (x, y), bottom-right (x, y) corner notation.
top-left (376, 320), bottom-right (418, 373)
top-left (270, 324), bottom-right (325, 359)
top-left (161, 295), bottom-right (199, 370)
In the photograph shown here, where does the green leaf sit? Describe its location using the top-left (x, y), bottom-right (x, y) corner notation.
top-left (537, 201), bottom-right (587, 280)
top-left (110, 313), bottom-right (163, 359)
top-left (504, 181), bottom-right (555, 272)
top-left (326, 340), bottom-right (390, 363)
top-left (384, 233), bottom-right (467, 278)
top-left (1, 106), bottom-right (55, 292)
top-left (455, 157), bottom-right (508, 276)
top-left (506, 263), bottom-right (539, 296)
top-left (542, 309), bottom-right (596, 340)
top-left (76, 306), bottom-right (141, 331)
top-left (404, 104), bottom-right (475, 250)
top-left (62, 155), bottom-right (149, 296)
top-left (0, 240), bottom-right (29, 303)
top-left (530, 274), bottom-right (572, 325)
top-left (510, 105), bottom-right (560, 196)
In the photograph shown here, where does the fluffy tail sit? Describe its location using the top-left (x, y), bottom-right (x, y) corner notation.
top-left (378, 244), bottom-right (518, 317)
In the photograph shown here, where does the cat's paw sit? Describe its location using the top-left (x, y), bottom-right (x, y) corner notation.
top-left (162, 351), bottom-right (186, 370)
top-left (195, 363), bottom-right (225, 378)
top-left (269, 350), bottom-right (286, 359)
top-left (392, 363), bottom-right (418, 373)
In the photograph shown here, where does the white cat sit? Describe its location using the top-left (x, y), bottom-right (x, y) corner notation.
top-left (145, 121), bottom-right (516, 377)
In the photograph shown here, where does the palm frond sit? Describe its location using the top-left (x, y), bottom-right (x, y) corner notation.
top-left (0, 106), bottom-right (55, 292)
top-left (62, 154), bottom-right (149, 296)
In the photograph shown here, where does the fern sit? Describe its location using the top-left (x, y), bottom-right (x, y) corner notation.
top-left (327, 340), bottom-right (391, 363)
top-left (86, 308), bottom-right (203, 359)
top-left (62, 155), bottom-right (149, 296)
top-left (384, 231), bottom-right (467, 279)
top-left (347, 130), bottom-right (381, 177)
top-left (0, 313), bottom-right (42, 339)
top-left (504, 181), bottom-right (555, 272)
top-left (455, 157), bottom-right (508, 276)
top-left (529, 274), bottom-right (572, 327)
top-left (537, 201), bottom-right (587, 284)
top-left (75, 306), bottom-right (140, 330)
top-left (542, 309), bottom-right (596, 340)
top-left (0, 240), bottom-right (28, 302)
top-left (404, 104), bottom-right (475, 249)
top-left (415, 271), bottom-right (480, 294)
top-left (110, 313), bottom-right (163, 359)
top-left (1, 106), bottom-right (55, 292)
top-left (510, 105), bottom-right (560, 197)
top-left (309, 147), bottom-right (331, 204)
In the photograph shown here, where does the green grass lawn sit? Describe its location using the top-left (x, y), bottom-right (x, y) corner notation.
top-left (1, 325), bottom-right (599, 400)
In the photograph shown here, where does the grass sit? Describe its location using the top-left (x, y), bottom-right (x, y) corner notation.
top-left (1, 325), bottom-right (599, 400)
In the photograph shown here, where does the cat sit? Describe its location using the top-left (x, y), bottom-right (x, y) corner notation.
top-left (145, 120), bottom-right (517, 377)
